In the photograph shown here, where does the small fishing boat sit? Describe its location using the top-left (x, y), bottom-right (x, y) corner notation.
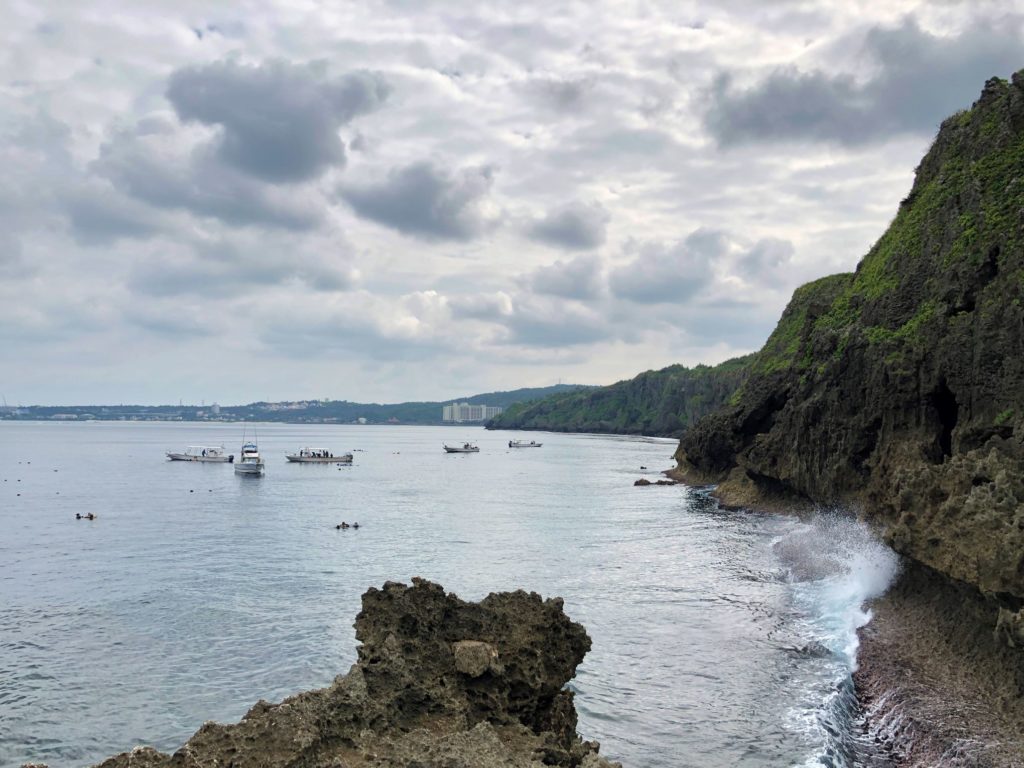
top-left (234, 441), bottom-right (264, 476)
top-left (166, 446), bottom-right (234, 463)
top-left (508, 440), bottom-right (542, 448)
top-left (286, 447), bottom-right (353, 464)
top-left (444, 443), bottom-right (480, 453)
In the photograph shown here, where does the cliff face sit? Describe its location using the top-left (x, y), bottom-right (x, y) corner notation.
top-left (92, 579), bottom-right (620, 768)
top-left (676, 74), bottom-right (1024, 606)
top-left (488, 356), bottom-right (752, 437)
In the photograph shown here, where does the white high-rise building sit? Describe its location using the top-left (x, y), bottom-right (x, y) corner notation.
top-left (442, 402), bottom-right (503, 422)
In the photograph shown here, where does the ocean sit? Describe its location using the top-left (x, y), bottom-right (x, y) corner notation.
top-left (0, 421), bottom-right (899, 767)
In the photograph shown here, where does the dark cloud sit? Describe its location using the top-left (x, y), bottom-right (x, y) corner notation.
top-left (167, 60), bottom-right (389, 182)
top-left (706, 17), bottom-right (1024, 146)
top-left (61, 184), bottom-right (163, 245)
top-left (338, 161), bottom-right (496, 241)
top-left (527, 201), bottom-right (609, 250)
top-left (525, 254), bottom-right (604, 300)
top-left (96, 119), bottom-right (324, 230)
top-left (610, 229), bottom-right (726, 303)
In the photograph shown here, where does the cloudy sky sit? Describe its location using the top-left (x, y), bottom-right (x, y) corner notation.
top-left (2, 1), bottom-right (1022, 405)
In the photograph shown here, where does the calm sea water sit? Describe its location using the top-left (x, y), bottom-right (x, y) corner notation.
top-left (0, 422), bottom-right (898, 768)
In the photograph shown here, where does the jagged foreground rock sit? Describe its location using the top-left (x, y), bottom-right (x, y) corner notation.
top-left (92, 579), bottom-right (621, 768)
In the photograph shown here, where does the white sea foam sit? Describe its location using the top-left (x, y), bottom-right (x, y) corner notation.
top-left (774, 512), bottom-right (902, 766)
top-left (774, 513), bottom-right (901, 666)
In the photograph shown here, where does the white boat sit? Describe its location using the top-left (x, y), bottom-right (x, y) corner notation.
top-left (508, 440), bottom-right (542, 448)
top-left (167, 445), bottom-right (234, 463)
top-left (444, 443), bottom-right (480, 453)
top-left (234, 441), bottom-right (265, 476)
top-left (286, 447), bottom-right (353, 464)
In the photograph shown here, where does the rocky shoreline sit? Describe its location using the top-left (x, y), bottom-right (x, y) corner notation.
top-left (81, 579), bottom-right (620, 768)
top-left (856, 563), bottom-right (1024, 766)
top-left (669, 71), bottom-right (1024, 764)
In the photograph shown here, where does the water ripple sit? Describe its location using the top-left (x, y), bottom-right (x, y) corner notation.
top-left (1, 423), bottom-right (896, 768)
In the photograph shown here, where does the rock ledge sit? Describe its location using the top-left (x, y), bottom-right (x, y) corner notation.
top-left (89, 578), bottom-right (621, 768)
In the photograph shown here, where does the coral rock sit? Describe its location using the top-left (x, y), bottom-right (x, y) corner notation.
top-left (91, 579), bottom-right (621, 768)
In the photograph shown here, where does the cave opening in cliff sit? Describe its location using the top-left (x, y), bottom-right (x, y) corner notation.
top-left (982, 244), bottom-right (1000, 282)
top-left (928, 379), bottom-right (959, 459)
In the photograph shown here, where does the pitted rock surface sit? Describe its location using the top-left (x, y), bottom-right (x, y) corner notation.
top-left (453, 640), bottom-right (500, 677)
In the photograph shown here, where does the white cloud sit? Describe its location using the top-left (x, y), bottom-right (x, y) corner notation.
top-left (0, 0), bottom-right (1009, 404)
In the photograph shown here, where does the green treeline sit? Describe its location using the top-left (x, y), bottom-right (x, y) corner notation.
top-left (486, 355), bottom-right (753, 437)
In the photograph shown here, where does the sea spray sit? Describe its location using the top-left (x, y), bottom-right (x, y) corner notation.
top-left (772, 512), bottom-right (901, 766)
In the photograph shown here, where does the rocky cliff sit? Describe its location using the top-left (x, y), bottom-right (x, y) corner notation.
top-left (675, 73), bottom-right (1024, 609)
top-left (90, 579), bottom-right (620, 768)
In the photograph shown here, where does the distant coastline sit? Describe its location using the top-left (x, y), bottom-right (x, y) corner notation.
top-left (0, 384), bottom-right (589, 426)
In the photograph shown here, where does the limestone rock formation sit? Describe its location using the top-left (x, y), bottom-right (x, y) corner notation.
top-left (91, 579), bottom-right (621, 768)
top-left (675, 73), bottom-right (1024, 609)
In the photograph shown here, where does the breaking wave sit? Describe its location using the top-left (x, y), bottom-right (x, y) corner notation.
top-left (773, 513), bottom-right (901, 766)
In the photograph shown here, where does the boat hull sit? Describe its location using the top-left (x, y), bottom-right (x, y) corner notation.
top-left (167, 453), bottom-right (233, 463)
top-left (234, 462), bottom-right (264, 476)
top-left (444, 447), bottom-right (480, 453)
top-left (509, 443), bottom-right (542, 448)
top-left (286, 455), bottom-right (353, 463)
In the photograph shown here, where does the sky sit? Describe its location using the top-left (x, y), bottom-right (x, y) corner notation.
top-left (2, 1), bottom-right (1022, 406)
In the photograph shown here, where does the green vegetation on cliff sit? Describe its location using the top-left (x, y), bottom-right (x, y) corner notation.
top-left (487, 356), bottom-right (752, 437)
top-left (677, 73), bottom-right (1024, 607)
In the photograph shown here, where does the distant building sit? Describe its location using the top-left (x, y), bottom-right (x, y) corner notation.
top-left (442, 402), bottom-right (503, 423)
top-left (211, 403), bottom-right (221, 415)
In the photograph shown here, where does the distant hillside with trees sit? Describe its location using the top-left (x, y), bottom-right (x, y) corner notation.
top-left (486, 356), bottom-right (753, 437)
top-left (3, 385), bottom-right (588, 424)
top-left (225, 384), bottom-right (590, 423)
